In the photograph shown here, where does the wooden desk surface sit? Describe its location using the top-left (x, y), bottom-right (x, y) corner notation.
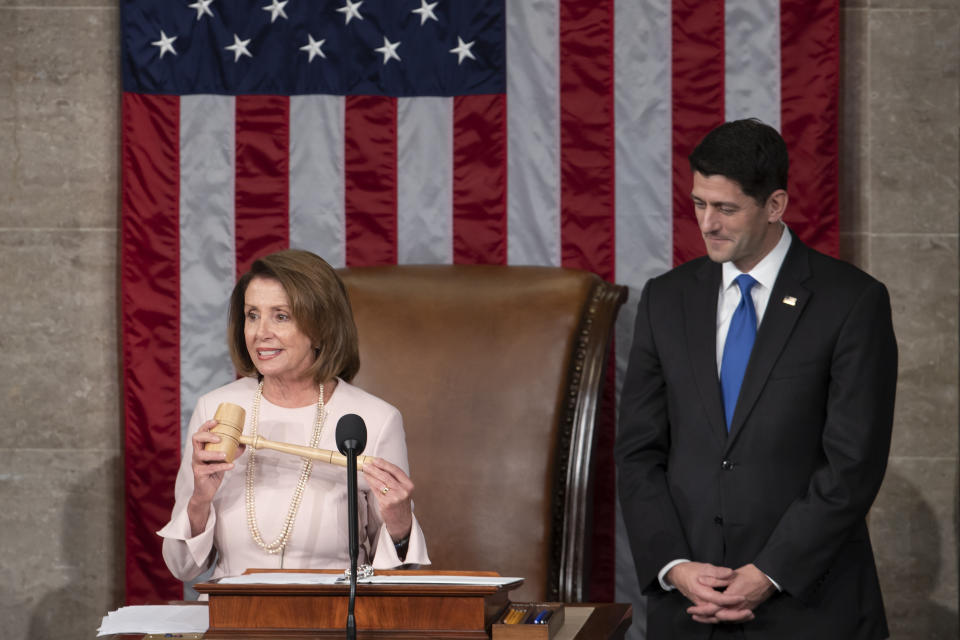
top-left (131, 602), bottom-right (631, 640)
top-left (557, 603), bottom-right (632, 640)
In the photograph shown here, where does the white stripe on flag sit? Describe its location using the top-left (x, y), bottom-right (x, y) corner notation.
top-left (614, 1), bottom-right (673, 636)
top-left (506, 0), bottom-right (561, 267)
top-left (290, 95), bottom-right (346, 268)
top-left (398, 97), bottom-right (453, 264)
top-left (179, 94), bottom-right (237, 442)
top-left (725, 0), bottom-right (782, 129)
top-left (614, 0), bottom-right (674, 310)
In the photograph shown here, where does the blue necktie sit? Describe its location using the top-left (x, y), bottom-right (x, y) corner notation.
top-left (720, 274), bottom-right (758, 430)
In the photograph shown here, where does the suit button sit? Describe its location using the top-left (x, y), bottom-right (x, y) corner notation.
top-left (721, 460), bottom-right (735, 470)
top-left (714, 516), bottom-right (723, 524)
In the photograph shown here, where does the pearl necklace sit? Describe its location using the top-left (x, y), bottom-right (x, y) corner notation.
top-left (245, 380), bottom-right (326, 554)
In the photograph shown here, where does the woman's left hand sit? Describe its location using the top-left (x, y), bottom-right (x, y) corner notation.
top-left (362, 457), bottom-right (414, 543)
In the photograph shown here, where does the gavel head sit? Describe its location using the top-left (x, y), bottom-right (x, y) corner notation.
top-left (205, 402), bottom-right (246, 463)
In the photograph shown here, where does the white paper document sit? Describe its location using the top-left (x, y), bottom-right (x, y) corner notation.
top-left (362, 575), bottom-right (523, 587)
top-left (219, 571), bottom-right (342, 585)
top-left (97, 605), bottom-right (208, 636)
top-left (218, 572), bottom-right (523, 587)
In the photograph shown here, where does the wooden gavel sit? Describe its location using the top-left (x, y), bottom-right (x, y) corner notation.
top-left (204, 402), bottom-right (372, 469)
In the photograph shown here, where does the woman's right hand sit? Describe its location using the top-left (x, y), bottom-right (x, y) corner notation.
top-left (187, 419), bottom-right (240, 535)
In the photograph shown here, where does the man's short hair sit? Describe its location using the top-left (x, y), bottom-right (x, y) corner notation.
top-left (689, 118), bottom-right (788, 204)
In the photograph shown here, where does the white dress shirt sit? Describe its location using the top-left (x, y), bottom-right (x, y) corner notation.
top-left (715, 224), bottom-right (792, 372)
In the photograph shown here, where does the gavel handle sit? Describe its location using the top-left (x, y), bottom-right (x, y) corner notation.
top-left (237, 434), bottom-right (372, 470)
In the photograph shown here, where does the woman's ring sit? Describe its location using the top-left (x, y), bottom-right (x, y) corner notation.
top-left (381, 486), bottom-right (390, 495)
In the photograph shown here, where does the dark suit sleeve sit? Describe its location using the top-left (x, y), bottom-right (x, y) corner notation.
top-left (615, 280), bottom-right (692, 593)
top-left (754, 278), bottom-right (897, 602)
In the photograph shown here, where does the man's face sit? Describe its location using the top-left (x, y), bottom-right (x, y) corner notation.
top-left (691, 171), bottom-right (786, 272)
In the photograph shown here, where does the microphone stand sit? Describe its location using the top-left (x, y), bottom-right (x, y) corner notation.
top-left (346, 443), bottom-right (359, 640)
top-left (336, 413), bottom-right (367, 640)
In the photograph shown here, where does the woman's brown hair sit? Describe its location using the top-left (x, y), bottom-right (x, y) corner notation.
top-left (227, 250), bottom-right (360, 383)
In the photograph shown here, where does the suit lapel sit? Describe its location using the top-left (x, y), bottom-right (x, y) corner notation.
top-left (684, 259), bottom-right (727, 445)
top-left (726, 237), bottom-right (812, 448)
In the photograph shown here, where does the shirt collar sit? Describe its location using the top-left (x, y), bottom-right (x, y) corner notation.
top-left (722, 222), bottom-right (792, 291)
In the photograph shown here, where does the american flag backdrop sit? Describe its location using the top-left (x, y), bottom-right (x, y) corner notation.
top-left (120, 0), bottom-right (839, 628)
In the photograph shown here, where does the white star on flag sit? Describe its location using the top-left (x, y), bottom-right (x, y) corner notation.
top-left (262, 0), bottom-right (288, 23)
top-left (187, 0), bottom-right (214, 21)
top-left (300, 34), bottom-right (327, 62)
top-left (337, 0), bottom-right (364, 25)
top-left (225, 34), bottom-right (252, 62)
top-left (151, 30), bottom-right (177, 58)
top-left (449, 37), bottom-right (476, 65)
top-left (374, 36), bottom-right (401, 64)
top-left (412, 0), bottom-right (439, 26)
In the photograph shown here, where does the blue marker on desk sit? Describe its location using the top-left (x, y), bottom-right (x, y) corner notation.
top-left (532, 609), bottom-right (552, 624)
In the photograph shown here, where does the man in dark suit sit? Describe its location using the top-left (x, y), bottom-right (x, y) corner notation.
top-left (616, 119), bottom-right (897, 639)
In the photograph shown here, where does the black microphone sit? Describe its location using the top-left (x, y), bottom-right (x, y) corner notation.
top-left (336, 413), bottom-right (367, 456)
top-left (335, 413), bottom-right (367, 640)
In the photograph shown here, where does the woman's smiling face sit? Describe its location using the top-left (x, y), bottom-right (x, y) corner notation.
top-left (243, 276), bottom-right (316, 384)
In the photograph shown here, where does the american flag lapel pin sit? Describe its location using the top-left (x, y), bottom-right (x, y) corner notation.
top-left (782, 296), bottom-right (797, 306)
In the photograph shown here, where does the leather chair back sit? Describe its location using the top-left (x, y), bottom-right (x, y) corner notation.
top-left (340, 265), bottom-right (626, 602)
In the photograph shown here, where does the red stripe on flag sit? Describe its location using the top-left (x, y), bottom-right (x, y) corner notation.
top-left (345, 96), bottom-right (398, 267)
top-left (235, 95), bottom-right (291, 276)
top-left (559, 1), bottom-right (615, 281)
top-left (120, 92), bottom-right (182, 603)
top-left (559, 0), bottom-right (616, 601)
top-left (672, 0), bottom-right (725, 266)
top-left (452, 93), bottom-right (507, 265)
top-left (781, 0), bottom-right (839, 257)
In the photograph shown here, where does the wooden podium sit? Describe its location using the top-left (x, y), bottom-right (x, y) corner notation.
top-left (194, 569), bottom-right (519, 638)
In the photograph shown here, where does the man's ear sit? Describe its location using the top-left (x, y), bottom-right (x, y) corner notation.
top-left (766, 189), bottom-right (789, 223)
